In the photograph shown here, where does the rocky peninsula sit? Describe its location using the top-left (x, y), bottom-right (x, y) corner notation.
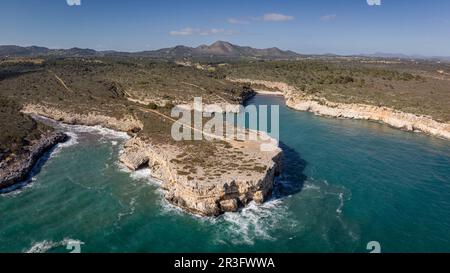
top-left (119, 136), bottom-right (281, 216)
top-left (20, 103), bottom-right (282, 216)
top-left (0, 57), bottom-right (286, 216)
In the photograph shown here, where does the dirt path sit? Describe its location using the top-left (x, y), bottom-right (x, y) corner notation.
top-left (48, 70), bottom-right (73, 93)
top-left (181, 81), bottom-right (228, 104)
top-left (125, 90), bottom-right (259, 143)
top-left (137, 106), bottom-right (227, 141)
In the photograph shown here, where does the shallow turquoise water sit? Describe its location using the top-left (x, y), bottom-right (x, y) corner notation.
top-left (0, 95), bottom-right (449, 253)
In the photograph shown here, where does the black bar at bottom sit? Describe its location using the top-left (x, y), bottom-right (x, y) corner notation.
top-left (1, 253), bottom-right (448, 272)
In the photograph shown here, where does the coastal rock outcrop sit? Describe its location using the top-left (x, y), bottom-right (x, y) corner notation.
top-left (119, 136), bottom-right (282, 216)
top-left (0, 132), bottom-right (68, 190)
top-left (22, 103), bottom-right (282, 216)
top-left (229, 78), bottom-right (450, 140)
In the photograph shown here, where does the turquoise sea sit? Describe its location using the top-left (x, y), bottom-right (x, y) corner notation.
top-left (1, 94), bottom-right (449, 253)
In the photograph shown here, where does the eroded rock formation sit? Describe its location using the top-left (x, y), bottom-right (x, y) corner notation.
top-left (21, 104), bottom-right (282, 216)
top-left (119, 136), bottom-right (282, 216)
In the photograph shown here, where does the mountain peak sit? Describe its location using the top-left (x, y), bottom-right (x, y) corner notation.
top-left (210, 40), bottom-right (233, 47)
top-left (197, 41), bottom-right (237, 55)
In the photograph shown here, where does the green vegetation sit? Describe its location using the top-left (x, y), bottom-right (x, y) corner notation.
top-left (0, 57), bottom-right (253, 163)
top-left (0, 96), bottom-right (51, 162)
top-left (219, 60), bottom-right (450, 122)
top-left (1, 55), bottom-right (449, 168)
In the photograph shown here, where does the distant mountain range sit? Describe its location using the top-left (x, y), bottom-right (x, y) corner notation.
top-left (1, 42), bottom-right (449, 62)
top-left (147, 41), bottom-right (301, 59)
top-left (0, 45), bottom-right (99, 58)
top-left (0, 41), bottom-right (301, 60)
top-left (358, 52), bottom-right (450, 62)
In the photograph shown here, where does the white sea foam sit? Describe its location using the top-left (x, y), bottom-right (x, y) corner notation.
top-left (336, 192), bottom-right (344, 214)
top-left (159, 198), bottom-right (187, 217)
top-left (60, 124), bottom-right (129, 140)
top-left (25, 238), bottom-right (84, 253)
top-left (116, 160), bottom-right (131, 173)
top-left (124, 166), bottom-right (163, 187)
top-left (25, 240), bottom-right (56, 253)
top-left (157, 193), bottom-right (217, 222)
top-left (4, 118), bottom-right (130, 196)
top-left (116, 197), bottom-right (137, 222)
top-left (60, 132), bottom-right (79, 147)
top-left (219, 199), bottom-right (296, 245)
top-left (33, 115), bottom-right (129, 140)
top-left (0, 182), bottom-right (35, 196)
top-left (117, 161), bottom-right (156, 182)
top-left (303, 183), bottom-right (320, 191)
top-left (129, 168), bottom-right (153, 181)
top-left (35, 115), bottom-right (129, 159)
top-left (49, 132), bottom-right (79, 159)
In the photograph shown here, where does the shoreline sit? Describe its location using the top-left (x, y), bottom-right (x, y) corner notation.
top-left (230, 78), bottom-right (450, 140)
top-left (19, 103), bottom-right (282, 217)
top-left (0, 132), bottom-right (68, 191)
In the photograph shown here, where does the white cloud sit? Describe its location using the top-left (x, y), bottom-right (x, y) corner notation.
top-left (320, 14), bottom-right (337, 21)
top-left (227, 13), bottom-right (294, 24)
top-left (66, 0), bottom-right (81, 6)
top-left (367, 0), bottom-right (381, 6)
top-left (262, 13), bottom-right (294, 22)
top-left (200, 28), bottom-right (225, 36)
top-left (170, 27), bottom-right (234, 36)
top-left (169, 27), bottom-right (199, 36)
top-left (228, 18), bottom-right (250, 25)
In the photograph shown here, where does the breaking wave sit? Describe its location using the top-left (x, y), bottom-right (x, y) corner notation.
top-left (50, 132), bottom-right (79, 158)
top-left (117, 164), bottom-right (162, 187)
top-left (60, 124), bottom-right (129, 140)
top-left (217, 199), bottom-right (297, 245)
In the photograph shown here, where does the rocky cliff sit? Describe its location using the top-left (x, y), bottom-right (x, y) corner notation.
top-left (229, 78), bottom-right (450, 140)
top-left (0, 132), bottom-right (68, 190)
top-left (119, 137), bottom-right (282, 216)
top-left (21, 104), bottom-right (144, 133)
top-left (22, 104), bottom-right (282, 216)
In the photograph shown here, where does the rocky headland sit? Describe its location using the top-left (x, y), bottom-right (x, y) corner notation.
top-left (20, 103), bottom-right (282, 216)
top-left (0, 131), bottom-right (68, 190)
top-left (119, 136), bottom-right (281, 216)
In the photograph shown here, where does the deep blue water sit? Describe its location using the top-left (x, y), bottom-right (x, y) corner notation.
top-left (0, 94), bottom-right (449, 253)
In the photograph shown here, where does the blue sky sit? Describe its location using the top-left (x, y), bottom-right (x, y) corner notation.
top-left (1, 0), bottom-right (449, 55)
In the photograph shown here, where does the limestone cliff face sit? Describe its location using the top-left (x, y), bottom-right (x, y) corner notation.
top-left (285, 98), bottom-right (450, 139)
top-left (229, 78), bottom-right (450, 140)
top-left (119, 137), bottom-right (282, 216)
top-left (21, 104), bottom-right (143, 133)
top-left (22, 103), bottom-right (282, 216)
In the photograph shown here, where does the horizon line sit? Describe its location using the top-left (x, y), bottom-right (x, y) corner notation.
top-left (1, 42), bottom-right (449, 59)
